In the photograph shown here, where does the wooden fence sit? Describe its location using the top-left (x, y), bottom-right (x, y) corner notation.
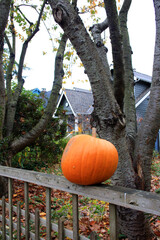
top-left (0, 166), bottom-right (160, 239)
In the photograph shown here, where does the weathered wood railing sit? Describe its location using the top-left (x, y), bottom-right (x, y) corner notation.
top-left (0, 166), bottom-right (160, 239)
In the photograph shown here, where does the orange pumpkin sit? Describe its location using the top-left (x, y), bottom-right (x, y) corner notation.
top-left (61, 134), bottom-right (118, 185)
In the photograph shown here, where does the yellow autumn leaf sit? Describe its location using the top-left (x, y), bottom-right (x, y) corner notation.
top-left (40, 212), bottom-right (46, 217)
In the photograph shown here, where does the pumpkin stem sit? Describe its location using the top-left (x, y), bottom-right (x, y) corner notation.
top-left (92, 128), bottom-right (96, 138)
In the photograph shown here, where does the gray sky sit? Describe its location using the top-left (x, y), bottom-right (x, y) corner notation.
top-left (22, 0), bottom-right (155, 91)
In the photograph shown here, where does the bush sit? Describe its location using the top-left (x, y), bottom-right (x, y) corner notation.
top-left (11, 89), bottom-right (68, 170)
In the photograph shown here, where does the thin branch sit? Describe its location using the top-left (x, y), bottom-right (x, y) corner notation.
top-left (5, 1), bottom-right (16, 102)
top-left (79, 2), bottom-right (104, 14)
top-left (16, 7), bottom-right (33, 26)
top-left (5, 0), bottom-right (47, 137)
top-left (10, 33), bottom-right (68, 154)
top-left (16, 0), bottom-right (47, 94)
top-left (17, 3), bottom-right (55, 49)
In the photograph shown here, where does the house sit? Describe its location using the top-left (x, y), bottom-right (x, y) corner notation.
top-left (55, 71), bottom-right (152, 132)
top-left (55, 88), bottom-right (93, 133)
top-left (31, 70), bottom-right (159, 150)
top-left (55, 71), bottom-right (160, 150)
top-left (134, 71), bottom-right (151, 122)
top-left (31, 88), bottom-right (41, 95)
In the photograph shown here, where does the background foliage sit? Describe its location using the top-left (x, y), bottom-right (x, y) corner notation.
top-left (3, 87), bottom-right (68, 169)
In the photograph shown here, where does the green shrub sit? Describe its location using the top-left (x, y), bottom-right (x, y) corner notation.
top-left (11, 89), bottom-right (68, 170)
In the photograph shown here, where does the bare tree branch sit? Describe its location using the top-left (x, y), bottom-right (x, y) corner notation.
top-left (5, 0), bottom-right (47, 137)
top-left (10, 33), bottom-right (68, 155)
top-left (89, 18), bottom-right (111, 81)
top-left (5, 2), bottom-right (16, 108)
top-left (104, 0), bottom-right (125, 111)
top-left (119, 0), bottom-right (136, 159)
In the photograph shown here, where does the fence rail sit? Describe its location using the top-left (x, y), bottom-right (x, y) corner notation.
top-left (0, 165), bottom-right (160, 239)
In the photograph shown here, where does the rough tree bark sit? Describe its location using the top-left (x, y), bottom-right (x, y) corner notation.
top-left (49, 0), bottom-right (159, 239)
top-left (119, 0), bottom-right (137, 159)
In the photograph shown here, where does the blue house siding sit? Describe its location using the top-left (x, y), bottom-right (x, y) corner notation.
top-left (134, 81), bottom-right (150, 99)
top-left (155, 131), bottom-right (160, 152)
top-left (136, 98), bottom-right (149, 121)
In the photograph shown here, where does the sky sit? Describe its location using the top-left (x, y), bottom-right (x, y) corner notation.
top-left (20, 0), bottom-right (156, 92)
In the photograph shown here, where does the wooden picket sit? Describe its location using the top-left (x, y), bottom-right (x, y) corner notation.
top-left (0, 165), bottom-right (160, 239)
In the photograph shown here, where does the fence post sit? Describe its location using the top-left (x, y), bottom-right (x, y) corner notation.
top-left (8, 178), bottom-right (13, 240)
top-left (35, 208), bottom-right (40, 240)
top-left (72, 194), bottom-right (79, 240)
top-left (109, 203), bottom-right (118, 240)
top-left (90, 231), bottom-right (97, 240)
top-left (24, 182), bottom-right (29, 239)
top-left (58, 217), bottom-right (65, 240)
top-left (17, 201), bottom-right (21, 240)
top-left (46, 187), bottom-right (51, 240)
top-left (2, 196), bottom-right (6, 240)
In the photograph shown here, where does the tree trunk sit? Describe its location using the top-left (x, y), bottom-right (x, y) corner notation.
top-left (135, 0), bottom-right (160, 192)
top-left (0, 0), bottom-right (12, 197)
top-left (49, 0), bottom-right (158, 239)
top-left (0, 0), bottom-right (11, 139)
top-left (119, 0), bottom-right (137, 160)
top-left (104, 0), bottom-right (125, 111)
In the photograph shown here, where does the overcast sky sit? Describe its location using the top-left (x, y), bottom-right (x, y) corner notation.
top-left (22, 0), bottom-right (156, 91)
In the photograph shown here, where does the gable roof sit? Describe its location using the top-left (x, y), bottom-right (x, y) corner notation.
top-left (56, 88), bottom-right (93, 116)
top-left (66, 88), bottom-right (93, 115)
top-left (37, 71), bottom-right (152, 116)
top-left (31, 88), bottom-right (41, 95)
top-left (56, 72), bottom-right (151, 117)
top-left (134, 70), bottom-right (152, 83)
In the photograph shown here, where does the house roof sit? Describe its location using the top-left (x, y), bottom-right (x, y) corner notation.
top-left (31, 88), bottom-right (41, 95)
top-left (36, 71), bottom-right (151, 116)
top-left (56, 71), bottom-right (151, 116)
top-left (134, 71), bottom-right (152, 83)
top-left (63, 88), bottom-right (93, 115)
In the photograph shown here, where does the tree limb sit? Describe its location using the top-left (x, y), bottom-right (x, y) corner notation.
top-left (104, 0), bottom-right (125, 111)
top-left (0, 0), bottom-right (11, 139)
top-left (119, 0), bottom-right (136, 158)
top-left (134, 0), bottom-right (160, 191)
top-left (5, 2), bottom-right (16, 137)
top-left (5, 0), bottom-right (47, 137)
top-left (10, 33), bottom-right (68, 155)
top-left (89, 18), bottom-right (111, 82)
